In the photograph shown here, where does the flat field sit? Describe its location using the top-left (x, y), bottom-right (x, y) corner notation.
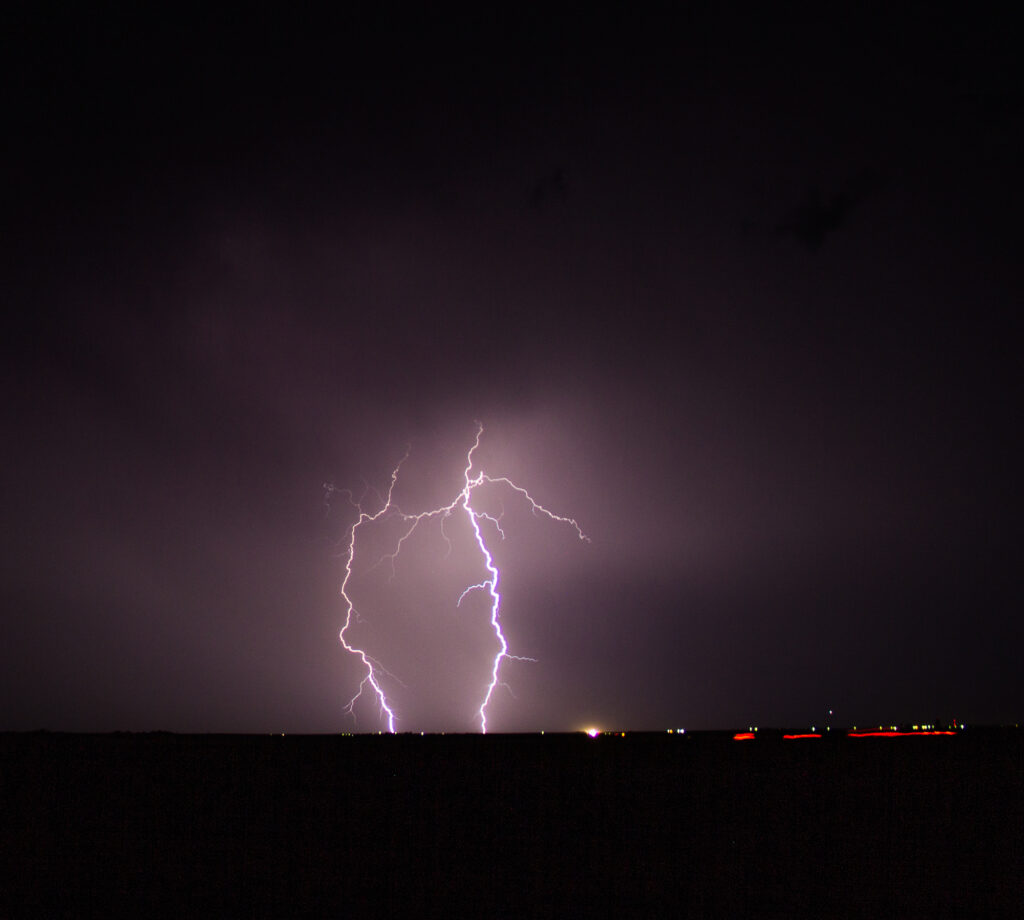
top-left (2, 730), bottom-right (1020, 918)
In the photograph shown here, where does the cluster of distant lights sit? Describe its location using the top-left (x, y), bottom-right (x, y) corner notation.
top-left (581, 723), bottom-right (967, 740)
top-left (273, 721), bottom-right (972, 740)
top-left (732, 723), bottom-right (965, 740)
top-left (302, 722), bottom-right (970, 739)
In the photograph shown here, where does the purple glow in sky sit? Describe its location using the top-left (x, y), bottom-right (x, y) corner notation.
top-left (1, 7), bottom-right (1020, 732)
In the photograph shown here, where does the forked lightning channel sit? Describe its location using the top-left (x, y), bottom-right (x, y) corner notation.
top-left (332, 423), bottom-right (589, 733)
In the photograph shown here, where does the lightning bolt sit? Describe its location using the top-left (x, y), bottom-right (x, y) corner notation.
top-left (334, 422), bottom-right (589, 733)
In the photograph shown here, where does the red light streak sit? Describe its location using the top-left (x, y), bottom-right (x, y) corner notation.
top-left (847, 731), bottom-right (957, 738)
top-left (733, 732), bottom-right (755, 741)
top-left (783, 733), bottom-right (821, 739)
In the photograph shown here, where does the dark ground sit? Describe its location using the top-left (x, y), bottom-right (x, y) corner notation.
top-left (1, 730), bottom-right (1021, 918)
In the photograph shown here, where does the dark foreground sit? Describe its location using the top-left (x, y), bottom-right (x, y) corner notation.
top-left (2, 730), bottom-right (1021, 918)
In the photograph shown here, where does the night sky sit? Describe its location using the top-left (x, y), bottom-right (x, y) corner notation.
top-left (2, 6), bottom-right (1020, 733)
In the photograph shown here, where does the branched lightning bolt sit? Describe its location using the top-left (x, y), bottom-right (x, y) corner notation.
top-left (336, 422), bottom-right (589, 733)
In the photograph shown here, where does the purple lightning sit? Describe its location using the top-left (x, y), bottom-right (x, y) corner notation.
top-left (332, 422), bottom-right (589, 733)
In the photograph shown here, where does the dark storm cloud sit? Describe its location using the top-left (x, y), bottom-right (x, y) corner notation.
top-left (529, 166), bottom-right (568, 209)
top-left (769, 169), bottom-right (888, 251)
top-left (1, 6), bottom-right (1020, 732)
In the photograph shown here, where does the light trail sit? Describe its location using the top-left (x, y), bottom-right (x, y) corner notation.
top-left (331, 422), bottom-right (589, 733)
top-left (847, 730), bottom-right (957, 738)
